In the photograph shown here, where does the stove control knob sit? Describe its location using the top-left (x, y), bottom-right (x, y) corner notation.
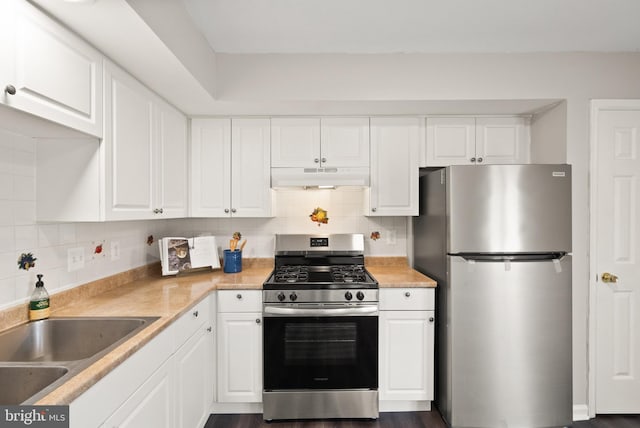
top-left (289, 292), bottom-right (298, 302)
top-left (277, 292), bottom-right (286, 302)
top-left (356, 291), bottom-right (365, 301)
top-left (344, 291), bottom-right (353, 301)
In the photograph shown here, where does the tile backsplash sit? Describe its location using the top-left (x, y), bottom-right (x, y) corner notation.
top-left (0, 128), bottom-right (408, 310)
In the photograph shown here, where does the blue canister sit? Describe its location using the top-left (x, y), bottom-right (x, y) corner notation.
top-left (223, 249), bottom-right (242, 273)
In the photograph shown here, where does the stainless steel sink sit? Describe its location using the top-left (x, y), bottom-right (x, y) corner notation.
top-left (0, 366), bottom-right (68, 405)
top-left (0, 317), bottom-right (155, 362)
top-left (0, 316), bottom-right (159, 404)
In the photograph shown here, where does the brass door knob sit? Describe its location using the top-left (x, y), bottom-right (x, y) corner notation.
top-left (601, 272), bottom-right (619, 283)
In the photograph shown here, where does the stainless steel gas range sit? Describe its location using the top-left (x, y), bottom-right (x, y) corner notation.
top-left (262, 234), bottom-right (379, 421)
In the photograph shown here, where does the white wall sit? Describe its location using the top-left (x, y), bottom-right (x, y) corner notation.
top-left (213, 51), bottom-right (640, 409)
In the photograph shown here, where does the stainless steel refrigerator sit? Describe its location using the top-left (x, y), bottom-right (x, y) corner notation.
top-left (413, 164), bottom-right (572, 428)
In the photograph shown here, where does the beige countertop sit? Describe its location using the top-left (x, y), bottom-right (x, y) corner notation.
top-left (1, 259), bottom-right (434, 406)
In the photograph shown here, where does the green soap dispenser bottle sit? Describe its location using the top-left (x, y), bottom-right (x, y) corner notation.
top-left (29, 274), bottom-right (50, 321)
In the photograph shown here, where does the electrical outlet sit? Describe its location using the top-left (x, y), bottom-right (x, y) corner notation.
top-left (68, 247), bottom-right (85, 272)
top-left (111, 241), bottom-right (121, 261)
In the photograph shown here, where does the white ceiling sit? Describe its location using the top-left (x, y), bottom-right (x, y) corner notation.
top-left (182, 0), bottom-right (640, 54)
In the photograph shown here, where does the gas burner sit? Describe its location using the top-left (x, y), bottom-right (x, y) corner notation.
top-left (274, 266), bottom-right (309, 283)
top-left (331, 265), bottom-right (368, 283)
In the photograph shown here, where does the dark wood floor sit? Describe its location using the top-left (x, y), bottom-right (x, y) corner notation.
top-left (204, 411), bottom-right (640, 428)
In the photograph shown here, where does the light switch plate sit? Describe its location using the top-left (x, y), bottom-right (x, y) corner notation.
top-left (68, 247), bottom-right (85, 272)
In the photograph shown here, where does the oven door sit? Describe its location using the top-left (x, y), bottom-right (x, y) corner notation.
top-left (263, 305), bottom-right (378, 391)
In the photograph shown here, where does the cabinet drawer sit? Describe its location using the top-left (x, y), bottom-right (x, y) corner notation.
top-left (379, 288), bottom-right (435, 311)
top-left (174, 297), bottom-right (210, 343)
top-left (217, 290), bottom-right (262, 312)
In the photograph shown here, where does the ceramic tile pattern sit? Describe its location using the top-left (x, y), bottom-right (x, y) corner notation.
top-left (0, 128), bottom-right (409, 311)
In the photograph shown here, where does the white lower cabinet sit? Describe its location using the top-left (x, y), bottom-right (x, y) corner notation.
top-left (70, 297), bottom-right (213, 428)
top-left (216, 290), bottom-right (263, 403)
top-left (103, 359), bottom-right (174, 428)
top-left (174, 321), bottom-right (214, 428)
top-left (379, 288), bottom-right (435, 409)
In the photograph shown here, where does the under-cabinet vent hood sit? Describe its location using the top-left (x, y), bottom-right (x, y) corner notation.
top-left (271, 167), bottom-right (370, 188)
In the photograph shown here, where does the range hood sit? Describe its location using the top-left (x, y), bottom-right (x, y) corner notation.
top-left (271, 167), bottom-right (370, 188)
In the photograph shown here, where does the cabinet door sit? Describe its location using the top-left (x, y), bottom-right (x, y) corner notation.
top-left (368, 117), bottom-right (420, 216)
top-left (271, 117), bottom-right (320, 167)
top-left (475, 117), bottom-right (529, 164)
top-left (320, 117), bottom-right (370, 167)
top-left (156, 101), bottom-right (187, 218)
top-left (426, 117), bottom-right (476, 166)
top-left (175, 325), bottom-right (214, 428)
top-left (3, 0), bottom-right (103, 138)
top-left (379, 310), bottom-right (435, 401)
top-left (104, 61), bottom-right (155, 220)
top-left (231, 118), bottom-right (272, 217)
top-left (190, 118), bottom-right (232, 217)
top-left (217, 312), bottom-right (263, 403)
top-left (103, 359), bottom-right (174, 428)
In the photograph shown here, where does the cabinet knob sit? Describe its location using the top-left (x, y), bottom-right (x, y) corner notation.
top-left (477, 157), bottom-right (483, 163)
top-left (153, 208), bottom-right (164, 214)
top-left (314, 158), bottom-right (320, 163)
top-left (404, 291), bottom-right (411, 297)
top-left (224, 208), bottom-right (230, 213)
top-left (231, 208), bottom-right (237, 213)
top-left (206, 326), bottom-right (212, 332)
top-left (236, 293), bottom-right (242, 300)
top-left (4, 84), bottom-right (16, 95)
top-left (371, 207), bottom-right (377, 212)
top-left (470, 157), bottom-right (476, 163)
top-left (256, 318), bottom-right (261, 324)
top-left (429, 317), bottom-right (435, 323)
top-left (193, 310), bottom-right (199, 317)
top-left (321, 157), bottom-right (327, 163)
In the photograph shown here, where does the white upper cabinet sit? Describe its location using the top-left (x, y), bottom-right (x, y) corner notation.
top-left (271, 118), bottom-right (320, 167)
top-left (475, 117), bottom-right (529, 164)
top-left (367, 117), bottom-right (420, 216)
top-left (425, 117), bottom-right (529, 166)
top-left (0, 0), bottom-right (103, 137)
top-left (271, 117), bottom-right (369, 168)
top-left (156, 102), bottom-right (188, 219)
top-left (104, 60), bottom-right (187, 220)
top-left (191, 118), bottom-right (272, 218)
top-left (191, 118), bottom-right (232, 217)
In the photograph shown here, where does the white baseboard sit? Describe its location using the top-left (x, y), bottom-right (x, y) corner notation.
top-left (573, 404), bottom-right (590, 421)
top-left (379, 401), bottom-right (431, 412)
top-left (210, 402), bottom-right (263, 414)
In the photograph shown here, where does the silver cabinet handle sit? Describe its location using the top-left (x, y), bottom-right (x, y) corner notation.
top-left (231, 208), bottom-right (237, 213)
top-left (314, 158), bottom-right (320, 163)
top-left (5, 84), bottom-right (16, 95)
top-left (264, 306), bottom-right (378, 317)
top-left (321, 157), bottom-right (327, 163)
top-left (224, 208), bottom-right (230, 213)
top-left (236, 293), bottom-right (242, 300)
top-left (207, 326), bottom-right (212, 332)
top-left (404, 291), bottom-right (411, 297)
top-left (429, 317), bottom-right (435, 323)
top-left (193, 310), bottom-right (199, 317)
top-left (470, 157), bottom-right (476, 163)
top-left (153, 208), bottom-right (164, 214)
top-left (477, 157), bottom-right (483, 163)
top-left (256, 318), bottom-right (261, 324)
top-left (371, 207), bottom-right (377, 212)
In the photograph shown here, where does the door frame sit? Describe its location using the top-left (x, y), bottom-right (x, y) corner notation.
top-left (588, 99), bottom-right (640, 418)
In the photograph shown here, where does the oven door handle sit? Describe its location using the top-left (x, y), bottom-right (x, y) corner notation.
top-left (263, 306), bottom-right (378, 317)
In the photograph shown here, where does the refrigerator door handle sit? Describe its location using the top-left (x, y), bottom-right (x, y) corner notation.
top-left (450, 252), bottom-right (567, 262)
